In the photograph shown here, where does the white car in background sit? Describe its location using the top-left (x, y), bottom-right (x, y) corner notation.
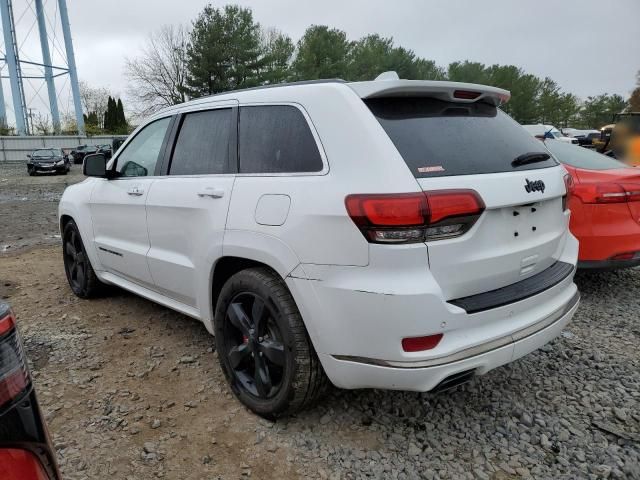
top-left (522, 124), bottom-right (579, 144)
top-left (58, 74), bottom-right (579, 417)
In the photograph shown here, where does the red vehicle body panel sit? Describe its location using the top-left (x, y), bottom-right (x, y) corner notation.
top-left (565, 165), bottom-right (640, 263)
top-left (0, 449), bottom-right (50, 480)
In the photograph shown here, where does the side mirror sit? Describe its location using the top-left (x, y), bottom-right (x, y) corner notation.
top-left (83, 153), bottom-right (108, 177)
top-left (26, 154), bottom-right (31, 158)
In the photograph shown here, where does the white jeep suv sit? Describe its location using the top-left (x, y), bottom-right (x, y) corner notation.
top-left (59, 75), bottom-right (580, 417)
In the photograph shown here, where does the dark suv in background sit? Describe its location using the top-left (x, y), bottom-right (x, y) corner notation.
top-left (0, 303), bottom-right (60, 479)
top-left (70, 145), bottom-right (98, 164)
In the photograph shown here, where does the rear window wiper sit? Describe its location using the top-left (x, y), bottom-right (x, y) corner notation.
top-left (512, 152), bottom-right (551, 167)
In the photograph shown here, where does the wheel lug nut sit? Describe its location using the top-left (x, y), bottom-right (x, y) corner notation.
top-left (258, 336), bottom-right (263, 342)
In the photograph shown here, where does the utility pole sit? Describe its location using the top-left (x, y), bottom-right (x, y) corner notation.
top-left (0, 64), bottom-right (7, 128)
top-left (0, 0), bottom-right (27, 135)
top-left (27, 107), bottom-right (35, 134)
top-left (34, 0), bottom-right (60, 133)
top-left (57, 0), bottom-right (84, 135)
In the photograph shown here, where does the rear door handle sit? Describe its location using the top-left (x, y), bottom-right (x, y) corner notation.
top-left (127, 186), bottom-right (144, 196)
top-left (197, 188), bottom-right (225, 199)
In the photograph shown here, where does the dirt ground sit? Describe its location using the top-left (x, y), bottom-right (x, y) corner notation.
top-left (0, 165), bottom-right (312, 479)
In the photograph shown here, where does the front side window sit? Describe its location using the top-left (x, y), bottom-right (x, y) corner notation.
top-left (115, 117), bottom-right (171, 177)
top-left (239, 105), bottom-right (323, 174)
top-left (169, 109), bottom-right (232, 175)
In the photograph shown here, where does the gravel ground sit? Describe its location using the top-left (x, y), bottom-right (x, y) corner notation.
top-left (0, 161), bottom-right (638, 479)
top-left (0, 162), bottom-right (83, 253)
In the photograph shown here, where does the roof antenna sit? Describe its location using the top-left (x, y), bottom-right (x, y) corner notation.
top-left (375, 71), bottom-right (400, 81)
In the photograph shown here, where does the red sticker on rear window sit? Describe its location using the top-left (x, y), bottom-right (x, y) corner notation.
top-left (418, 166), bottom-right (445, 173)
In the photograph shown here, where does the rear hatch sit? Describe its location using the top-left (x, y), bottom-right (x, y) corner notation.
top-left (366, 96), bottom-right (569, 299)
top-left (545, 139), bottom-right (640, 223)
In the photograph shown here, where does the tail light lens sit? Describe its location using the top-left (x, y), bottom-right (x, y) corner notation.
top-left (562, 174), bottom-right (573, 211)
top-left (402, 334), bottom-right (443, 352)
top-left (0, 306), bottom-right (30, 410)
top-left (345, 190), bottom-right (484, 244)
top-left (453, 90), bottom-right (481, 100)
top-left (571, 183), bottom-right (640, 204)
top-left (0, 449), bottom-right (50, 480)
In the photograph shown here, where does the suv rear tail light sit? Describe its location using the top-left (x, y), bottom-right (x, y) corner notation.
top-left (0, 449), bottom-right (50, 480)
top-left (562, 174), bottom-right (573, 211)
top-left (345, 190), bottom-right (484, 244)
top-left (402, 334), bottom-right (443, 352)
top-left (0, 306), bottom-right (30, 409)
top-left (571, 182), bottom-right (640, 204)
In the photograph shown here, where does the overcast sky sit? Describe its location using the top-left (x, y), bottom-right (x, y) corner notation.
top-left (6, 0), bottom-right (640, 124)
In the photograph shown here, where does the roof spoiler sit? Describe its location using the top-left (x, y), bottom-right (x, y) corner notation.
top-left (349, 74), bottom-right (511, 106)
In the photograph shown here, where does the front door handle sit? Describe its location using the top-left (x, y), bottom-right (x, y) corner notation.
top-left (197, 188), bottom-right (224, 199)
top-left (127, 186), bottom-right (144, 196)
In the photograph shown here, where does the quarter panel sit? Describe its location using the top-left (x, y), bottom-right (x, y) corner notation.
top-left (58, 179), bottom-right (104, 273)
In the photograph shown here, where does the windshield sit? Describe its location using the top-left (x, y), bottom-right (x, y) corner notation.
top-left (365, 97), bottom-right (558, 177)
top-left (545, 139), bottom-right (627, 170)
top-left (550, 129), bottom-right (563, 138)
top-left (32, 149), bottom-right (60, 157)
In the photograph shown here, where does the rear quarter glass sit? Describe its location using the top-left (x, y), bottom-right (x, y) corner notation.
top-left (545, 140), bottom-right (627, 170)
top-left (365, 97), bottom-right (558, 178)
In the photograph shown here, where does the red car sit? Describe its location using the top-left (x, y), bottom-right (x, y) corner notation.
top-left (545, 140), bottom-right (640, 269)
top-left (0, 303), bottom-right (60, 479)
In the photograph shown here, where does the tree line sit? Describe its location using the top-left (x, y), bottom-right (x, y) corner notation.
top-left (125, 4), bottom-right (638, 129)
top-left (82, 95), bottom-right (128, 135)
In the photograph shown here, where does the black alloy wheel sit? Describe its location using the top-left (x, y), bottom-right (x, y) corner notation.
top-left (222, 292), bottom-right (286, 399)
top-left (214, 267), bottom-right (328, 418)
top-left (62, 221), bottom-right (105, 298)
top-left (63, 227), bottom-right (87, 293)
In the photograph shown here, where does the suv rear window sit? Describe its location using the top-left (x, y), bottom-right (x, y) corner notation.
top-left (545, 139), bottom-right (626, 170)
top-left (239, 105), bottom-right (323, 174)
top-left (365, 97), bottom-right (558, 177)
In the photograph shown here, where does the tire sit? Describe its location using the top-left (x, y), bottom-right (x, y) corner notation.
top-left (62, 220), bottom-right (106, 298)
top-left (214, 267), bottom-right (328, 418)
top-left (27, 167), bottom-right (35, 176)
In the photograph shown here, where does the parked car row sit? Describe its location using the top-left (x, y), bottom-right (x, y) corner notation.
top-left (25, 141), bottom-right (122, 176)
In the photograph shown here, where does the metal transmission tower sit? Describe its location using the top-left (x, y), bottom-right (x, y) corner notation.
top-left (0, 0), bottom-right (85, 135)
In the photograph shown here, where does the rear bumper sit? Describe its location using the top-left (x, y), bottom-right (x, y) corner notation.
top-left (571, 201), bottom-right (640, 264)
top-left (320, 291), bottom-right (578, 391)
top-left (286, 234), bottom-right (579, 391)
top-left (578, 258), bottom-right (640, 270)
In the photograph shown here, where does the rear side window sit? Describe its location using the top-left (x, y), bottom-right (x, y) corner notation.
top-left (170, 109), bottom-right (232, 175)
top-left (239, 105), bottom-right (323, 173)
top-left (366, 97), bottom-right (558, 177)
top-left (545, 139), bottom-right (626, 170)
